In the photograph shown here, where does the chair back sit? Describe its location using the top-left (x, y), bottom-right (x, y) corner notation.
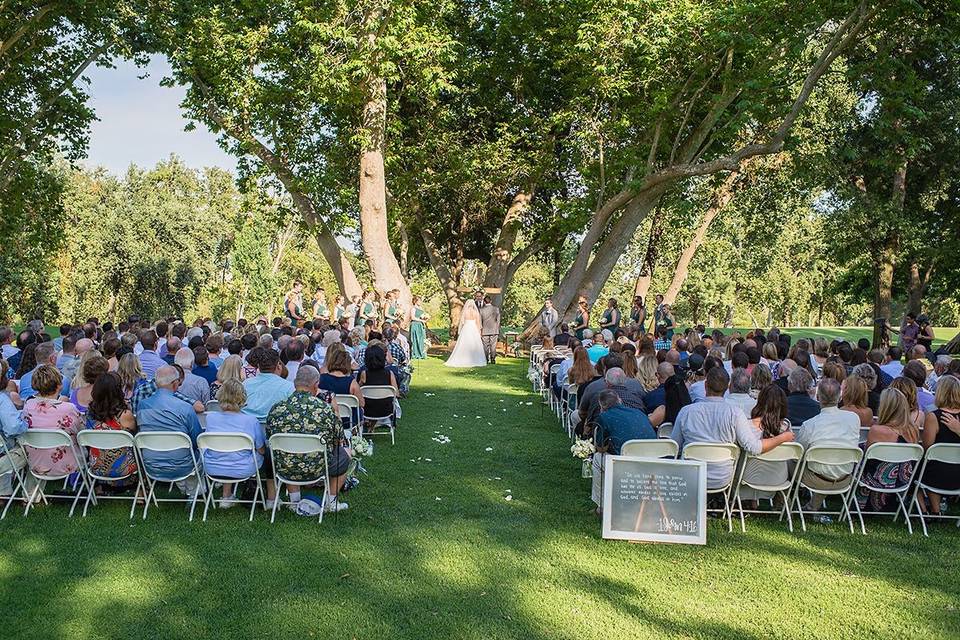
top-left (134, 431), bottom-right (194, 453)
top-left (803, 445), bottom-right (862, 467)
top-left (77, 429), bottom-right (135, 451)
top-left (565, 384), bottom-right (579, 409)
top-left (205, 400), bottom-right (222, 412)
top-left (20, 429), bottom-right (73, 450)
top-left (621, 439), bottom-right (678, 459)
top-left (683, 442), bottom-right (740, 465)
top-left (657, 422), bottom-right (674, 439)
top-left (863, 442), bottom-right (923, 465)
top-left (749, 442), bottom-right (804, 464)
top-left (336, 394), bottom-right (360, 409)
top-left (197, 432), bottom-right (255, 454)
top-left (268, 433), bottom-right (326, 455)
top-left (924, 442), bottom-right (960, 465)
top-left (361, 385), bottom-right (396, 401)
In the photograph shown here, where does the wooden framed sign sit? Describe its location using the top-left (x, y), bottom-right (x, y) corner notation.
top-left (601, 455), bottom-right (707, 545)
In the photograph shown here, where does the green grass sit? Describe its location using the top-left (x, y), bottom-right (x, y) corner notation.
top-left (1, 356), bottom-right (959, 639)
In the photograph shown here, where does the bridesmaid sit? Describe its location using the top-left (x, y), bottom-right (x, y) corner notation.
top-left (409, 296), bottom-right (430, 360)
top-left (333, 295), bottom-right (346, 324)
top-left (630, 296), bottom-right (646, 333)
top-left (599, 298), bottom-right (621, 332)
top-left (570, 299), bottom-right (590, 341)
top-left (312, 288), bottom-right (330, 321)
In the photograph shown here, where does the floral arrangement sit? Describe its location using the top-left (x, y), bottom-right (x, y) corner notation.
top-left (351, 435), bottom-right (373, 458)
top-left (570, 439), bottom-right (595, 460)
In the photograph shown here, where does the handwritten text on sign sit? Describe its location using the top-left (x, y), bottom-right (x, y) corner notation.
top-left (602, 456), bottom-right (707, 545)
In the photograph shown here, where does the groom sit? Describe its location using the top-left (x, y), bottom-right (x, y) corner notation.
top-left (479, 295), bottom-right (501, 364)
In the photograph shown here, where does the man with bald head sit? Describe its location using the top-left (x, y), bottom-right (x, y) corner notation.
top-left (136, 365), bottom-right (204, 495)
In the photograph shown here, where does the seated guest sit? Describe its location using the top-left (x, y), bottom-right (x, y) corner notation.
top-left (685, 353), bottom-right (707, 402)
top-left (69, 354), bottom-right (109, 414)
top-left (576, 354), bottom-right (620, 429)
top-left (742, 385), bottom-right (792, 505)
top-left (586, 330), bottom-right (609, 363)
top-left (602, 367), bottom-right (646, 413)
top-left (920, 375), bottom-right (960, 516)
top-left (163, 337), bottom-right (181, 364)
top-left (903, 360), bottom-right (935, 413)
top-left (856, 388), bottom-right (920, 512)
top-left (319, 343), bottom-right (364, 426)
top-left (795, 377), bottom-right (860, 514)
top-left (889, 377), bottom-right (926, 433)
top-left (136, 366), bottom-right (204, 494)
top-left (284, 338), bottom-right (307, 382)
top-left (210, 354), bottom-right (243, 397)
top-left (672, 367), bottom-right (794, 488)
top-left (358, 344), bottom-right (398, 424)
top-left (636, 355), bottom-right (660, 397)
top-left (840, 374), bottom-right (873, 427)
top-left (242, 348), bottom-right (294, 424)
top-left (267, 365), bottom-right (351, 513)
top-left (928, 355), bottom-right (951, 392)
top-left (174, 348), bottom-right (211, 405)
top-left (86, 372), bottom-right (138, 488)
top-left (821, 361), bottom-right (847, 385)
top-left (664, 370), bottom-right (692, 425)
top-left (565, 346), bottom-right (595, 386)
top-left (22, 364), bottom-right (83, 477)
top-left (644, 361), bottom-right (673, 426)
top-left (554, 323), bottom-right (572, 347)
top-left (203, 379), bottom-right (276, 508)
top-left (593, 390), bottom-right (656, 455)
top-left (786, 368), bottom-right (819, 426)
top-left (17, 342), bottom-right (61, 402)
top-left (750, 363), bottom-right (772, 396)
top-left (0, 359), bottom-right (27, 496)
top-left (137, 331), bottom-right (165, 379)
top-left (726, 368), bottom-right (757, 417)
top-left (117, 352), bottom-right (146, 399)
top-left (880, 346), bottom-right (904, 379)
top-left (191, 346), bottom-right (218, 386)
top-left (852, 363), bottom-right (880, 415)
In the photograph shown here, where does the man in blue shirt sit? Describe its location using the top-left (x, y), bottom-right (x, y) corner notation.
top-left (138, 330), bottom-right (166, 380)
top-left (0, 386), bottom-right (29, 497)
top-left (18, 342), bottom-right (68, 402)
top-left (243, 349), bottom-right (294, 423)
top-left (594, 390), bottom-right (656, 455)
top-left (586, 332), bottom-right (609, 364)
top-left (136, 366), bottom-right (203, 494)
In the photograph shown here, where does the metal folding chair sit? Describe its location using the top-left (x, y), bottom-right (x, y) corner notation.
top-left (268, 433), bottom-right (330, 524)
top-left (732, 442), bottom-right (804, 532)
top-left (907, 443), bottom-right (960, 536)
top-left (360, 386), bottom-right (398, 445)
top-left (18, 429), bottom-right (93, 517)
top-left (621, 439), bottom-right (679, 459)
top-left (682, 442), bottom-right (741, 532)
top-left (788, 445), bottom-right (863, 533)
top-left (134, 431), bottom-right (205, 521)
top-left (197, 432), bottom-right (266, 522)
top-left (76, 429), bottom-right (146, 518)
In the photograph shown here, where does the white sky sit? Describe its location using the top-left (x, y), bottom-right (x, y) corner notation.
top-left (81, 55), bottom-right (237, 175)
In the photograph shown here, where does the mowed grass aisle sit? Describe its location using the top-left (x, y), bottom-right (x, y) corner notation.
top-left (1, 356), bottom-right (958, 639)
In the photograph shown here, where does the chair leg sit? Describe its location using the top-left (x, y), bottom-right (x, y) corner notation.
top-left (23, 482), bottom-right (42, 517)
top-left (736, 493), bottom-right (746, 533)
top-left (248, 480), bottom-right (260, 522)
top-left (202, 479), bottom-right (214, 521)
top-left (2, 475), bottom-right (21, 520)
top-left (188, 479), bottom-right (202, 522)
top-left (129, 481), bottom-right (144, 519)
top-left (896, 493), bottom-right (913, 534)
top-left (780, 491), bottom-right (794, 532)
top-left (142, 480), bottom-right (156, 519)
top-left (82, 481), bottom-right (95, 517)
top-left (794, 492), bottom-right (807, 533)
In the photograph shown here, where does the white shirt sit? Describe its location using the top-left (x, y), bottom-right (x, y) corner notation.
top-left (1, 345), bottom-right (19, 360)
top-left (671, 396), bottom-right (761, 488)
top-left (795, 406), bottom-right (861, 480)
top-left (286, 359), bottom-right (302, 382)
top-left (880, 361), bottom-right (904, 379)
top-left (726, 393), bottom-right (757, 418)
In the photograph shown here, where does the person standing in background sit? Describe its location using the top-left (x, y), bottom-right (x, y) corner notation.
top-left (479, 296), bottom-right (501, 364)
top-left (630, 296), bottom-right (646, 334)
top-left (599, 298), bottom-right (621, 332)
top-left (409, 296), bottom-right (430, 360)
top-left (539, 298), bottom-right (560, 338)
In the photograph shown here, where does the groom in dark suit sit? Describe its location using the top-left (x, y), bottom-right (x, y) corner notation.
top-left (479, 295), bottom-right (501, 364)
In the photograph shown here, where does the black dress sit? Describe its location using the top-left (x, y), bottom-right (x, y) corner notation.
top-left (922, 409), bottom-right (960, 491)
top-left (361, 368), bottom-right (394, 419)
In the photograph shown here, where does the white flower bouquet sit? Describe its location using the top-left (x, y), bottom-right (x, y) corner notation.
top-left (351, 435), bottom-right (373, 458)
top-left (570, 439), bottom-right (595, 460)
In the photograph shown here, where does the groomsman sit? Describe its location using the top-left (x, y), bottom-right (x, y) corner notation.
top-left (539, 298), bottom-right (560, 338)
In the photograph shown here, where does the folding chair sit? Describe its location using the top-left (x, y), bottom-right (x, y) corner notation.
top-left (732, 442), bottom-right (804, 532)
top-left (268, 433), bottom-right (330, 524)
top-left (563, 384), bottom-right (579, 437)
top-left (657, 422), bottom-right (674, 440)
top-left (621, 439), bottom-right (678, 459)
top-left (907, 443), bottom-right (960, 537)
top-left (788, 445), bottom-right (862, 533)
top-left (335, 394), bottom-right (361, 437)
top-left (843, 442), bottom-right (923, 535)
top-left (205, 400), bottom-right (222, 412)
top-left (76, 429), bottom-right (146, 518)
top-left (197, 432), bottom-right (265, 522)
top-left (360, 385), bottom-right (398, 445)
top-left (18, 429), bottom-right (93, 517)
top-left (546, 364), bottom-right (560, 408)
top-left (0, 437), bottom-right (29, 520)
top-left (134, 432), bottom-right (205, 521)
top-left (682, 442), bottom-right (741, 532)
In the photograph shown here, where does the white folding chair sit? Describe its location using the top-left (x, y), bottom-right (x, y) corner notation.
top-left (76, 429), bottom-right (146, 518)
top-left (134, 431), bottom-right (205, 521)
top-left (621, 439), bottom-right (678, 459)
top-left (205, 400), bottom-right (222, 412)
top-left (268, 433), bottom-right (330, 524)
top-left (682, 442), bottom-right (741, 532)
top-left (789, 445), bottom-right (863, 533)
top-left (360, 385), bottom-right (398, 445)
top-left (197, 432), bottom-right (265, 522)
top-left (843, 442), bottom-right (923, 535)
top-left (1, 437), bottom-right (28, 519)
top-left (907, 443), bottom-right (960, 537)
top-left (563, 384), bottom-right (579, 437)
top-left (732, 442), bottom-right (804, 532)
top-left (546, 364), bottom-right (561, 408)
top-left (335, 394), bottom-right (361, 436)
top-left (18, 429), bottom-right (93, 517)
top-left (657, 422), bottom-right (674, 439)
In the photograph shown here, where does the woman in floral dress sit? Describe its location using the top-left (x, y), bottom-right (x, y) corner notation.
top-left (22, 364), bottom-right (82, 477)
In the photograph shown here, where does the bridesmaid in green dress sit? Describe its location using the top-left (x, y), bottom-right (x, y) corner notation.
top-left (409, 296), bottom-right (429, 359)
top-left (333, 295), bottom-right (346, 323)
top-left (312, 288), bottom-right (330, 321)
top-left (571, 299), bottom-right (590, 340)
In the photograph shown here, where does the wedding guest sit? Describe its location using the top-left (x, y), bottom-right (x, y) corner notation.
top-left (69, 354), bottom-right (110, 414)
top-left (117, 353), bottom-right (146, 399)
top-left (889, 377), bottom-right (926, 433)
top-left (786, 368), bottom-right (819, 426)
top-left (726, 368), bottom-right (757, 417)
top-left (174, 348), bottom-right (211, 405)
top-left (554, 323), bottom-right (572, 347)
top-left (593, 390), bottom-right (655, 454)
top-left (903, 360), bottom-right (935, 412)
top-left (319, 344), bottom-right (364, 426)
top-left (86, 372), bottom-right (138, 488)
top-left (840, 375), bottom-right (873, 427)
top-left (22, 365), bottom-right (82, 477)
top-left (920, 375), bottom-right (960, 516)
top-left (191, 346), bottom-right (218, 386)
top-left (242, 348), bottom-right (294, 424)
top-left (741, 384), bottom-right (792, 505)
top-left (856, 388), bottom-right (920, 512)
top-left (359, 344), bottom-right (397, 424)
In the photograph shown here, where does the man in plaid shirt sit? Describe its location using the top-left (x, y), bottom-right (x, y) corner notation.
top-left (653, 326), bottom-right (672, 352)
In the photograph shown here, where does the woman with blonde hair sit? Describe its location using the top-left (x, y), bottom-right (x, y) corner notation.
top-left (840, 374), bottom-right (873, 427)
top-left (889, 376), bottom-right (925, 432)
top-left (117, 353), bottom-right (145, 399)
top-left (920, 375), bottom-right (960, 515)
top-left (636, 355), bottom-right (659, 392)
top-left (750, 362), bottom-right (772, 397)
top-left (856, 388), bottom-right (921, 512)
top-left (71, 349), bottom-right (103, 392)
top-left (210, 354), bottom-right (244, 396)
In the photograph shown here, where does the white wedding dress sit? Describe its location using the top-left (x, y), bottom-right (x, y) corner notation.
top-left (445, 300), bottom-right (488, 368)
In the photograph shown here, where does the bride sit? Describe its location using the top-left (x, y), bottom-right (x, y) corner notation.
top-left (445, 299), bottom-right (488, 368)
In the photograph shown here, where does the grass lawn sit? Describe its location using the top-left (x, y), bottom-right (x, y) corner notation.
top-left (1, 356), bottom-right (959, 639)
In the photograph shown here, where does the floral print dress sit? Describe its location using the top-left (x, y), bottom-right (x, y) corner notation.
top-left (23, 397), bottom-right (82, 476)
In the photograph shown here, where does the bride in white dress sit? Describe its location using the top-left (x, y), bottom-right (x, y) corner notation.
top-left (445, 299), bottom-right (488, 368)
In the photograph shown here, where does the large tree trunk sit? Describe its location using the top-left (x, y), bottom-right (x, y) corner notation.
top-left (420, 226), bottom-right (464, 339)
top-left (633, 200), bottom-right (667, 301)
top-left (873, 158), bottom-right (907, 348)
top-left (314, 225), bottom-right (363, 300)
top-left (663, 170), bottom-right (740, 305)
top-left (483, 191), bottom-right (532, 306)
